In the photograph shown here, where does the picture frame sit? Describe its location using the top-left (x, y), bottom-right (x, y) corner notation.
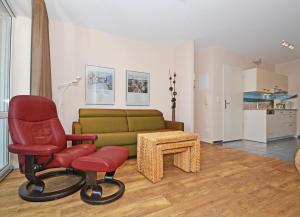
top-left (85, 65), bottom-right (115, 105)
top-left (126, 70), bottom-right (150, 106)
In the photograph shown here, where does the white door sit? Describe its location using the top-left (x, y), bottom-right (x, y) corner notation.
top-left (223, 65), bottom-right (243, 142)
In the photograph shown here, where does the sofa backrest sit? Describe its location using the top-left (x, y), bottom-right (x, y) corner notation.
top-left (79, 109), bottom-right (129, 133)
top-left (126, 109), bottom-right (165, 132)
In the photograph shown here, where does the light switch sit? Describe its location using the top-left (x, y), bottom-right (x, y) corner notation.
top-left (204, 95), bottom-right (208, 106)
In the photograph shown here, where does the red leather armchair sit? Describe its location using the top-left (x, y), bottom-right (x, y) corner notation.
top-left (8, 95), bottom-right (97, 202)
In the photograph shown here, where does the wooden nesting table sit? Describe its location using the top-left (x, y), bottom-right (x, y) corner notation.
top-left (295, 149), bottom-right (300, 173)
top-left (137, 131), bottom-right (200, 183)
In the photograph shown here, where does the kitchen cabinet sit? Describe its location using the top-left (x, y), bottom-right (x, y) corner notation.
top-left (267, 110), bottom-right (297, 140)
top-left (243, 68), bottom-right (288, 93)
top-left (273, 73), bottom-right (288, 92)
top-left (244, 110), bottom-right (267, 143)
top-left (244, 109), bottom-right (297, 143)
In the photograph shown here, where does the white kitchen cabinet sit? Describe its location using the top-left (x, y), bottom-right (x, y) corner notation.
top-left (273, 73), bottom-right (288, 92)
top-left (243, 68), bottom-right (288, 93)
top-left (267, 113), bottom-right (279, 139)
top-left (267, 110), bottom-right (297, 140)
top-left (244, 110), bottom-right (267, 143)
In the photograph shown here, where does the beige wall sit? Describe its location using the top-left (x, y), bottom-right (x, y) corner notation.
top-left (195, 46), bottom-right (275, 142)
top-left (276, 59), bottom-right (300, 76)
top-left (50, 20), bottom-right (195, 133)
top-left (276, 59), bottom-right (300, 135)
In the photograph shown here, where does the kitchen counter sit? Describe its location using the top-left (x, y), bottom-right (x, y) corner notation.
top-left (244, 109), bottom-right (297, 143)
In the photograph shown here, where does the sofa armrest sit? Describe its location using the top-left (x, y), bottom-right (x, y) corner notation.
top-left (8, 144), bottom-right (59, 156)
top-left (165, 120), bottom-right (184, 131)
top-left (66, 134), bottom-right (97, 144)
top-left (72, 121), bottom-right (82, 134)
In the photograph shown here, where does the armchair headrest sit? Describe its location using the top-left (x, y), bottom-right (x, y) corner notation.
top-left (9, 95), bottom-right (58, 121)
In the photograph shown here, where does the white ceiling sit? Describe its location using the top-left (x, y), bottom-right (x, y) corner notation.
top-left (44, 0), bottom-right (300, 64)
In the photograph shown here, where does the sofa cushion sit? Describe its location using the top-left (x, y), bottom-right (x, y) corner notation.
top-left (95, 132), bottom-right (137, 148)
top-left (80, 109), bottom-right (126, 117)
top-left (80, 117), bottom-right (128, 133)
top-left (95, 129), bottom-right (175, 148)
top-left (126, 109), bottom-right (163, 117)
top-left (136, 129), bottom-right (177, 134)
top-left (79, 109), bottom-right (129, 133)
top-left (127, 116), bottom-right (165, 131)
top-left (126, 109), bottom-right (165, 132)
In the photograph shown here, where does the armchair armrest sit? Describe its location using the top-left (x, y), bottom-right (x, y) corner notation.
top-left (165, 120), bottom-right (184, 131)
top-left (8, 144), bottom-right (59, 156)
top-left (66, 134), bottom-right (97, 144)
top-left (72, 121), bottom-right (82, 134)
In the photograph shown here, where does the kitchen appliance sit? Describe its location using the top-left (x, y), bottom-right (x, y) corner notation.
top-left (274, 100), bottom-right (285, 109)
top-left (267, 110), bottom-right (275, 115)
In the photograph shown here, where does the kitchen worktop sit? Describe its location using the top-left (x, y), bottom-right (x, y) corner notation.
top-left (244, 109), bottom-right (298, 111)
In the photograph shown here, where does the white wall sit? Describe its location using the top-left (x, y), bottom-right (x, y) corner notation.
top-left (276, 59), bottom-right (300, 135)
top-left (194, 47), bottom-right (214, 142)
top-left (194, 45), bottom-right (275, 142)
top-left (10, 16), bottom-right (32, 168)
top-left (50, 20), bottom-right (195, 133)
top-left (10, 16), bottom-right (31, 97)
top-left (174, 40), bottom-right (195, 132)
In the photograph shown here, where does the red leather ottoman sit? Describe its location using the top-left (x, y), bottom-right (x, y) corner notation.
top-left (72, 146), bottom-right (129, 205)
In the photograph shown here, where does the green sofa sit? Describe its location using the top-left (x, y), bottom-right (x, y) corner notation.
top-left (72, 109), bottom-right (184, 156)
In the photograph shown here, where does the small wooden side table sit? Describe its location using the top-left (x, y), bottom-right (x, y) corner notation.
top-left (137, 131), bottom-right (200, 183)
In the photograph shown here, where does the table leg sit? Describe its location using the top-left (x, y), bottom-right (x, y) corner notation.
top-left (174, 148), bottom-right (191, 172)
top-left (137, 136), bottom-right (143, 172)
top-left (190, 140), bottom-right (200, 172)
top-left (142, 143), bottom-right (161, 183)
top-left (157, 146), bottom-right (164, 180)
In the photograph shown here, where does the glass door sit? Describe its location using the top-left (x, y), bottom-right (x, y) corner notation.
top-left (0, 1), bottom-right (12, 180)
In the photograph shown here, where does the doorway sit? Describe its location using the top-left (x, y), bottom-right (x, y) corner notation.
top-left (223, 64), bottom-right (244, 142)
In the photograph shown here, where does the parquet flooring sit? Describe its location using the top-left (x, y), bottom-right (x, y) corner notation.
top-left (1, 144), bottom-right (300, 217)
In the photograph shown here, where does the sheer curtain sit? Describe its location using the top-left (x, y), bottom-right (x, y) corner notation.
top-left (0, 1), bottom-right (12, 180)
top-left (31, 0), bottom-right (52, 99)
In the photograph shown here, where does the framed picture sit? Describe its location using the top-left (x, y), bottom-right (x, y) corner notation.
top-left (85, 65), bottom-right (115, 105)
top-left (126, 70), bottom-right (150, 106)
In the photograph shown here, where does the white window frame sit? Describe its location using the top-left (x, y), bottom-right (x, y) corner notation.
top-left (0, 0), bottom-right (14, 181)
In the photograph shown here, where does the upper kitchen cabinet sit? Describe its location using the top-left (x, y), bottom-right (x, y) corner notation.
top-left (272, 73), bottom-right (288, 92)
top-left (243, 68), bottom-right (288, 93)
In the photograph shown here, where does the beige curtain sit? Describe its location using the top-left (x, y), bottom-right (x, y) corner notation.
top-left (31, 0), bottom-right (52, 99)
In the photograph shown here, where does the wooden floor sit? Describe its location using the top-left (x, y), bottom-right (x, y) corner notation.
top-left (1, 144), bottom-right (300, 217)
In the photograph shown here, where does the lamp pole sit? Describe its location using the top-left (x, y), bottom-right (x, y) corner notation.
top-left (57, 76), bottom-right (81, 119)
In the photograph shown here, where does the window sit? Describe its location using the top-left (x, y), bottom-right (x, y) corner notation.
top-left (0, 1), bottom-right (12, 179)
